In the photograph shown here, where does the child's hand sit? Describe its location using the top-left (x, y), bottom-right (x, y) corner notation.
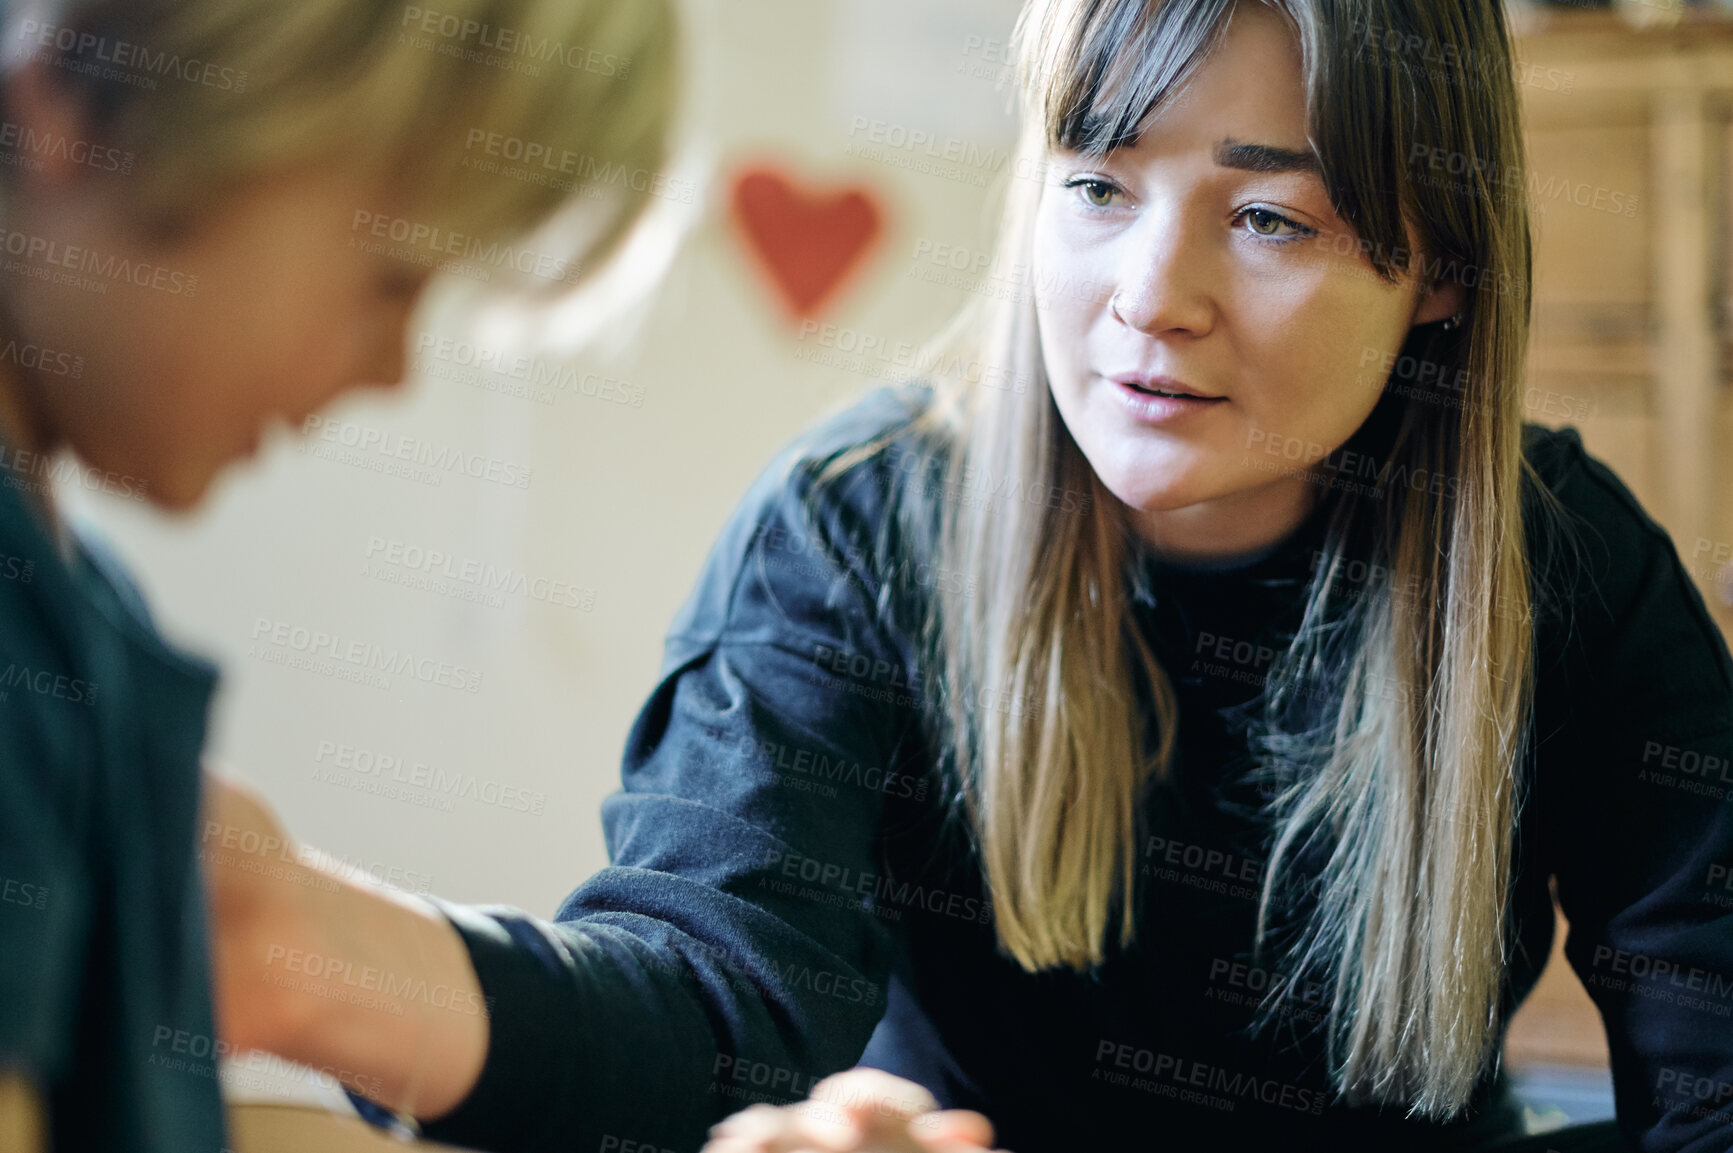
top-left (703, 1068), bottom-right (1004, 1153)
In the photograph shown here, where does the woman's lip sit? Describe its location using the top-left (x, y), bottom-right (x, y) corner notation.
top-left (1109, 377), bottom-right (1227, 424)
top-left (1104, 373), bottom-right (1224, 400)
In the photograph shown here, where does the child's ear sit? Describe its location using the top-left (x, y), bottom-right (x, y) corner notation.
top-left (4, 62), bottom-right (104, 190)
top-left (1412, 272), bottom-right (1466, 327)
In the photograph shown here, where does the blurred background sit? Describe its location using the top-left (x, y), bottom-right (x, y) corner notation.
top-left (53, 0), bottom-right (1733, 1135)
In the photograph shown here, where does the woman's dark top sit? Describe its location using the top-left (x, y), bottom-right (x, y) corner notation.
top-left (0, 468), bottom-right (226, 1153)
top-left (418, 385), bottom-right (1733, 1153)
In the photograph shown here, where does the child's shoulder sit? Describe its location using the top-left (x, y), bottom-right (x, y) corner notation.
top-left (0, 495), bottom-right (96, 732)
top-left (0, 492), bottom-right (217, 770)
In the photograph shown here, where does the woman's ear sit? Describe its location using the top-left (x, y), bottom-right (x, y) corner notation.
top-left (1412, 272), bottom-right (1466, 327)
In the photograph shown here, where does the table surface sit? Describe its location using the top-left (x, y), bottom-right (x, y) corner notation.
top-left (228, 1104), bottom-right (478, 1153)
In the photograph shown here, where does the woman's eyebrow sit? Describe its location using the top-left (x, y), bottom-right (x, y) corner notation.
top-left (1213, 138), bottom-right (1322, 176)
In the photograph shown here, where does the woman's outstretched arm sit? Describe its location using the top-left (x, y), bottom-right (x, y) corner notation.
top-left (207, 390), bottom-right (933, 1153)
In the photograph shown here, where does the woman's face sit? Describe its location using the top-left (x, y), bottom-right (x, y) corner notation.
top-left (1033, 2), bottom-right (1461, 558)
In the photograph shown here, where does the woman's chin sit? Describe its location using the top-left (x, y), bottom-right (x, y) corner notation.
top-left (1105, 478), bottom-right (1216, 517)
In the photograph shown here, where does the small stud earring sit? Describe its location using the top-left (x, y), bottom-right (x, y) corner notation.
top-left (1440, 312), bottom-right (1463, 332)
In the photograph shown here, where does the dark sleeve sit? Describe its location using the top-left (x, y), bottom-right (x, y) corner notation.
top-left (0, 596), bottom-right (93, 1084)
top-left (418, 446), bottom-right (922, 1153)
top-left (1537, 435), bottom-right (1733, 1153)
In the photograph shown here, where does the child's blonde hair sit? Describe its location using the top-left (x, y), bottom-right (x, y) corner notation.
top-left (0, 0), bottom-right (677, 275)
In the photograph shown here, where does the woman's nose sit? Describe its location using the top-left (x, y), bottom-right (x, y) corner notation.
top-left (1108, 213), bottom-right (1216, 337)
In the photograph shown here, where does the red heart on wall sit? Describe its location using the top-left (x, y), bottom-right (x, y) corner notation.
top-left (730, 167), bottom-right (885, 321)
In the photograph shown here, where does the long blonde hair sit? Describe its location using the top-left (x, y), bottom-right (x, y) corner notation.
top-left (820, 0), bottom-right (1563, 1119)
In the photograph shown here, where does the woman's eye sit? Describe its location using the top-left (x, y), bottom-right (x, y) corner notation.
top-left (1238, 207), bottom-right (1309, 240)
top-left (1068, 178), bottom-right (1119, 208)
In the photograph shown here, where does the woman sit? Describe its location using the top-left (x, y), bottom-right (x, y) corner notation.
top-left (0, 0), bottom-right (675, 1149)
top-left (213, 1), bottom-right (1733, 1152)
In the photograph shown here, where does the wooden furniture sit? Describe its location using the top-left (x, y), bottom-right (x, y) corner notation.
top-left (1503, 5), bottom-right (1733, 1071)
top-left (1516, 5), bottom-right (1733, 590)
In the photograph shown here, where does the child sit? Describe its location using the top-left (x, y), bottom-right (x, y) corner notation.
top-left (0, 1), bottom-right (674, 1149)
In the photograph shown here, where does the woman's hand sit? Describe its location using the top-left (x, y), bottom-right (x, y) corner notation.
top-left (199, 769), bottom-right (488, 1118)
top-left (703, 1068), bottom-right (1005, 1153)
top-left (200, 769), bottom-right (323, 1055)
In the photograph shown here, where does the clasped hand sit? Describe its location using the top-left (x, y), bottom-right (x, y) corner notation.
top-left (703, 1069), bottom-right (1007, 1153)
